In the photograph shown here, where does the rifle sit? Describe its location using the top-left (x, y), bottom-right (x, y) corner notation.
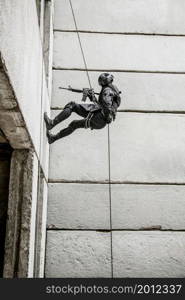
top-left (59, 85), bottom-right (122, 102)
top-left (59, 85), bottom-right (99, 102)
top-left (59, 85), bottom-right (100, 95)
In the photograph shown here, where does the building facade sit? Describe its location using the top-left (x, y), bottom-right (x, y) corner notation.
top-left (1, 0), bottom-right (185, 278)
top-left (0, 0), bottom-right (52, 277)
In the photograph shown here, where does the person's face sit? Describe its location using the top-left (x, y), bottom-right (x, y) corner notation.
top-left (98, 78), bottom-right (102, 86)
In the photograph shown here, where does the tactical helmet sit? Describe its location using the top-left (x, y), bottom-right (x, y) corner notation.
top-left (98, 73), bottom-right (114, 86)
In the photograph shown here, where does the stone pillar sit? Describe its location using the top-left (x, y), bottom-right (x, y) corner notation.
top-left (0, 144), bottom-right (11, 277)
top-left (3, 150), bottom-right (38, 278)
top-left (33, 170), bottom-right (48, 278)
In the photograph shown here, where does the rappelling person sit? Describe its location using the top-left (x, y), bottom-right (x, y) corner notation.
top-left (44, 73), bottom-right (121, 144)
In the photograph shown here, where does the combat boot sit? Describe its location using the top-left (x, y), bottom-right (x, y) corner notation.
top-left (46, 131), bottom-right (56, 144)
top-left (44, 112), bottom-right (54, 130)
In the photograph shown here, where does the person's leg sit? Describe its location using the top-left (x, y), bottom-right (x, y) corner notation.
top-left (47, 119), bottom-right (86, 144)
top-left (44, 102), bottom-right (88, 130)
top-left (89, 111), bottom-right (107, 129)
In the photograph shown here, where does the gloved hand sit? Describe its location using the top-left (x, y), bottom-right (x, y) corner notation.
top-left (82, 88), bottom-right (94, 102)
top-left (87, 89), bottom-right (95, 101)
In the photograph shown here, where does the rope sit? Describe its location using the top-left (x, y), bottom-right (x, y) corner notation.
top-left (69, 0), bottom-right (114, 277)
top-left (108, 124), bottom-right (113, 278)
top-left (69, 0), bottom-right (92, 89)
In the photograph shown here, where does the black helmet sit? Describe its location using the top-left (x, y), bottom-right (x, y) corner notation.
top-left (98, 73), bottom-right (114, 86)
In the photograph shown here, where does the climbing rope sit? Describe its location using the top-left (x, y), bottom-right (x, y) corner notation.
top-left (69, 0), bottom-right (92, 89)
top-left (69, 0), bottom-right (113, 278)
top-left (107, 124), bottom-right (114, 278)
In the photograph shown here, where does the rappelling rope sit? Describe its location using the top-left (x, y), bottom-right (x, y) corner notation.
top-left (69, 0), bottom-right (92, 89)
top-left (69, 0), bottom-right (94, 128)
top-left (69, 0), bottom-right (113, 278)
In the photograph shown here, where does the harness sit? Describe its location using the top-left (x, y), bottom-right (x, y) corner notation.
top-left (84, 87), bottom-right (120, 129)
top-left (85, 111), bottom-right (94, 129)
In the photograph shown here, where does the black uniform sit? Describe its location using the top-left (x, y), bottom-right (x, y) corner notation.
top-left (46, 84), bottom-right (121, 143)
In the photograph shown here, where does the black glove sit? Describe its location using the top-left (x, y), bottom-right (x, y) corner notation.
top-left (82, 88), bottom-right (94, 102)
top-left (87, 89), bottom-right (95, 101)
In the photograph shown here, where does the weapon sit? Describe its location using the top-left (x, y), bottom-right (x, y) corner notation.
top-left (59, 85), bottom-right (100, 102)
top-left (59, 85), bottom-right (100, 95)
top-left (59, 85), bottom-right (122, 102)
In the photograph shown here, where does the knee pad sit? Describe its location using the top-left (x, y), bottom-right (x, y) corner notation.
top-left (64, 101), bottom-right (76, 110)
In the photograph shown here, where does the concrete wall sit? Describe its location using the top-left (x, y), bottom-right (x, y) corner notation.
top-left (54, 0), bottom-right (185, 34)
top-left (45, 0), bottom-right (185, 277)
top-left (0, 0), bottom-right (50, 172)
top-left (0, 0), bottom-right (52, 277)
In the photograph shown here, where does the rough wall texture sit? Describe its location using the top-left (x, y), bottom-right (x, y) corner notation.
top-left (0, 0), bottom-right (51, 277)
top-left (45, 0), bottom-right (185, 277)
top-left (3, 150), bottom-right (37, 278)
top-left (0, 63), bottom-right (32, 149)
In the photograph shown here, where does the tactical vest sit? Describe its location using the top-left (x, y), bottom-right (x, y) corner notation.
top-left (99, 84), bottom-right (121, 123)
